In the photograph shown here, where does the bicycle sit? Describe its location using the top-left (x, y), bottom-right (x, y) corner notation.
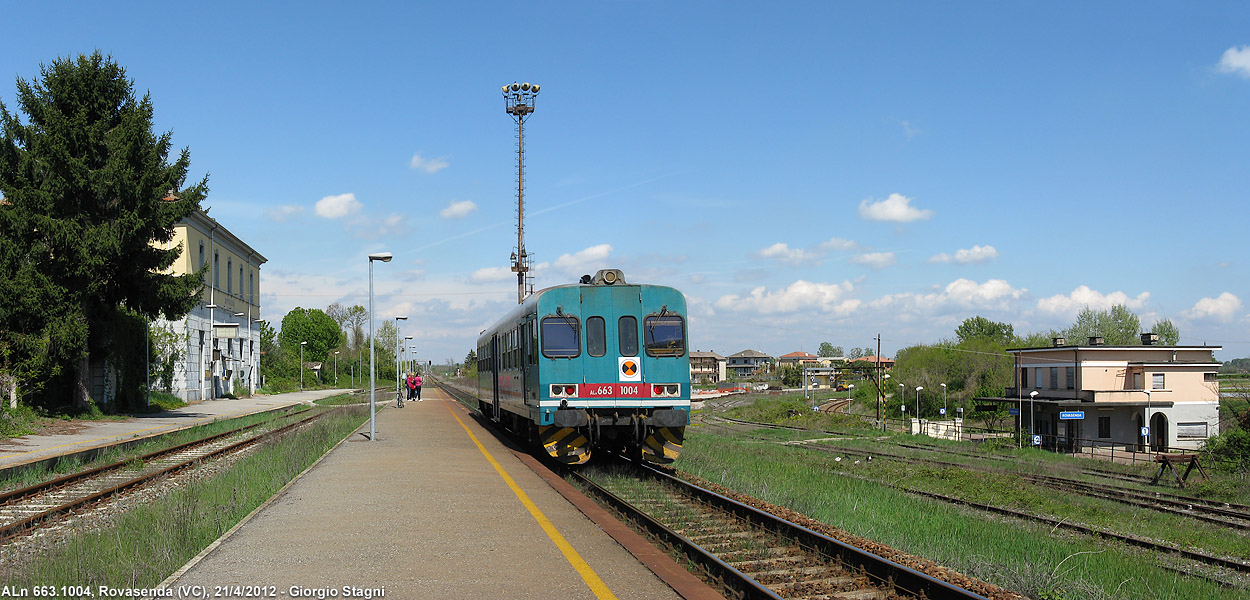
top-left (396, 387), bottom-right (405, 408)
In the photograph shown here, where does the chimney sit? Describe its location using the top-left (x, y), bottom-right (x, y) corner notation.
top-left (1141, 332), bottom-right (1159, 346)
top-left (1052, 337), bottom-right (1066, 347)
top-left (1088, 336), bottom-right (1105, 346)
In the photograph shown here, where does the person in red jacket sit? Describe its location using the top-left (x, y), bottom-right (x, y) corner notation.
top-left (412, 372), bottom-right (423, 402)
top-left (405, 372), bottom-right (418, 403)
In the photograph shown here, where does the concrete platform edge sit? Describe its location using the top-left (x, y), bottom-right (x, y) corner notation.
top-left (140, 417), bottom-right (366, 600)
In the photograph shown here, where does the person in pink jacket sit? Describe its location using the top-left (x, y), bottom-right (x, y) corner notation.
top-left (412, 372), bottom-right (423, 402)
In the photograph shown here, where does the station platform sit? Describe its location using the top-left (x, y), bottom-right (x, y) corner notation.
top-left (160, 387), bottom-right (709, 600)
top-left (0, 389), bottom-right (347, 472)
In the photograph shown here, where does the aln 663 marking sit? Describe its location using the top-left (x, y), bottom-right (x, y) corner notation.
top-left (577, 383), bottom-right (649, 398)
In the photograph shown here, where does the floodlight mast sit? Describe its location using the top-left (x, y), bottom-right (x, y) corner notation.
top-left (502, 82), bottom-right (540, 304)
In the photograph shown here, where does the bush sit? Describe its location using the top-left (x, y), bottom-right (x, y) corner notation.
top-left (1203, 428), bottom-right (1250, 472)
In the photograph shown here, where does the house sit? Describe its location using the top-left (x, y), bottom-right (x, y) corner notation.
top-left (152, 209), bottom-right (266, 401)
top-left (977, 335), bottom-right (1221, 451)
top-left (727, 349), bottom-right (773, 378)
top-left (776, 351), bottom-right (819, 368)
top-left (850, 356), bottom-right (894, 371)
top-left (689, 351), bottom-right (727, 384)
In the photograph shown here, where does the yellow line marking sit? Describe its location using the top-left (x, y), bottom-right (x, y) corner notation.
top-left (443, 403), bottom-right (619, 600)
top-left (0, 405), bottom-right (294, 460)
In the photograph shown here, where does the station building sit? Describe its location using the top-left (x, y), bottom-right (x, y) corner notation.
top-left (152, 209), bottom-right (266, 401)
top-left (978, 335), bottom-right (1221, 451)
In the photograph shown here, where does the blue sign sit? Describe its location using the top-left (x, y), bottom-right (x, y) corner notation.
top-left (1059, 411), bottom-right (1084, 420)
top-left (939, 408), bottom-right (946, 415)
top-left (1141, 426), bottom-right (1150, 437)
top-left (1008, 408), bottom-right (1020, 416)
top-left (1032, 435), bottom-right (1042, 446)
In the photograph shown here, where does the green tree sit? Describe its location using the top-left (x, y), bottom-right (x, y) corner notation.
top-left (955, 316), bottom-right (1014, 346)
top-left (0, 53), bottom-right (205, 409)
top-left (817, 342), bottom-right (842, 357)
top-left (1152, 318), bottom-right (1180, 345)
top-left (278, 308), bottom-right (342, 364)
top-left (1062, 305), bottom-right (1141, 346)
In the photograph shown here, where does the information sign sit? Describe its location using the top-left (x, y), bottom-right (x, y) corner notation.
top-left (1032, 435), bottom-right (1042, 446)
top-left (1059, 411), bottom-right (1084, 420)
top-left (1141, 426), bottom-right (1150, 437)
top-left (1007, 408), bottom-right (1020, 416)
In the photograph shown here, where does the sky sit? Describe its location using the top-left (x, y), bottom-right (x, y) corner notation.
top-left (3, 2), bottom-right (1250, 363)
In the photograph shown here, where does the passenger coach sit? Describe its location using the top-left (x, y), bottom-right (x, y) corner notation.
top-left (476, 269), bottom-right (690, 464)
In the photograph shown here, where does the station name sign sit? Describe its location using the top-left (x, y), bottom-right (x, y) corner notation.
top-left (1059, 411), bottom-right (1085, 420)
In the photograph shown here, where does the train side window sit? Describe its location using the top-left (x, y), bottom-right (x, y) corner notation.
top-left (530, 320), bottom-right (539, 365)
top-left (644, 314), bottom-right (685, 357)
top-left (587, 317), bottom-right (606, 357)
top-left (618, 316), bottom-right (638, 356)
top-left (541, 316), bottom-right (581, 358)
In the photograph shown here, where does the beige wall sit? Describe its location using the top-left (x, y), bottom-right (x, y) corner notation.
top-left (1015, 347), bottom-right (1219, 403)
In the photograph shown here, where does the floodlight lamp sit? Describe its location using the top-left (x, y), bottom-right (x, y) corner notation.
top-left (511, 83), bottom-right (520, 91)
top-left (205, 304), bottom-right (218, 309)
top-left (521, 82), bottom-right (530, 91)
top-left (369, 252), bottom-right (393, 262)
top-left (501, 85), bottom-right (509, 94)
top-left (300, 341), bottom-right (307, 346)
top-left (531, 84), bottom-right (539, 93)
top-left (234, 312), bottom-right (245, 317)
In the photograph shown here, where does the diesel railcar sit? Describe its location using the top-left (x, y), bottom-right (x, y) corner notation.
top-left (476, 269), bottom-right (690, 465)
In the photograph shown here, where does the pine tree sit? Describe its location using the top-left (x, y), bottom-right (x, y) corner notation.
top-left (0, 53), bottom-right (205, 409)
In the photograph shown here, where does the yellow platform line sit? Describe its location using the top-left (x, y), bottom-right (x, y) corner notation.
top-left (444, 402), bottom-right (619, 600)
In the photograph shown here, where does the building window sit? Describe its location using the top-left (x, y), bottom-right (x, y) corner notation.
top-left (1034, 368), bottom-right (1041, 389)
top-left (1066, 367), bottom-right (1075, 390)
top-left (1049, 367), bottom-right (1058, 389)
top-left (199, 243), bottom-right (206, 282)
top-left (1204, 372), bottom-right (1217, 382)
top-left (1021, 368), bottom-right (1028, 388)
top-left (249, 272), bottom-right (254, 303)
top-left (213, 252), bottom-right (219, 289)
top-left (1177, 422), bottom-right (1208, 439)
top-left (227, 259), bottom-right (232, 294)
top-left (239, 265), bottom-right (243, 297)
top-left (1098, 416), bottom-right (1111, 438)
top-left (1152, 373), bottom-right (1165, 390)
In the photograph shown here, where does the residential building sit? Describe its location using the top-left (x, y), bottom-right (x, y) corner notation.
top-left (850, 356), bottom-right (894, 371)
top-left (776, 351), bottom-right (819, 368)
top-left (727, 349), bottom-right (773, 378)
top-left (979, 335), bottom-right (1220, 451)
top-left (689, 351), bottom-right (727, 384)
top-left (152, 209), bottom-right (266, 401)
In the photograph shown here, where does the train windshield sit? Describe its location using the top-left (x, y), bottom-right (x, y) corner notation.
top-left (644, 314), bottom-right (685, 357)
top-left (541, 316), bottom-right (581, 358)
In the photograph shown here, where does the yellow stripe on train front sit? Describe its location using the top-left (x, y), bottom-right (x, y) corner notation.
top-left (641, 427), bottom-right (684, 464)
top-left (540, 425), bottom-right (592, 465)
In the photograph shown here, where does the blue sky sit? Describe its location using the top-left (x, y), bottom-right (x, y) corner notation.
top-left (4, 2), bottom-right (1250, 363)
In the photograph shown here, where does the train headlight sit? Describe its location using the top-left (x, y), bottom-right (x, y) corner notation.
top-left (652, 385), bottom-right (664, 396)
top-left (667, 384), bottom-right (679, 395)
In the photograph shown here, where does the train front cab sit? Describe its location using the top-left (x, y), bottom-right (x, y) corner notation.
top-left (536, 280), bottom-right (690, 466)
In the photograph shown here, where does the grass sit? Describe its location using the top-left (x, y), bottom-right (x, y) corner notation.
top-left (674, 430), bottom-right (1243, 600)
top-left (313, 391), bottom-right (369, 406)
top-left (1, 405), bottom-right (369, 588)
top-left (0, 405), bottom-right (312, 494)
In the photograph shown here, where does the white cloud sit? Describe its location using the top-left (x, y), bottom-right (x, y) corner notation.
top-left (870, 278), bottom-right (1026, 314)
top-left (929, 244), bottom-right (999, 264)
top-left (1183, 292), bottom-right (1243, 322)
top-left (757, 242), bottom-right (818, 265)
top-left (857, 193), bottom-right (934, 223)
top-left (553, 244), bottom-right (613, 276)
top-left (850, 251), bottom-right (896, 269)
top-left (440, 200), bottom-right (477, 219)
top-left (410, 153), bottom-right (450, 174)
top-left (315, 193), bottom-right (362, 219)
top-left (264, 205), bottom-right (304, 222)
top-left (715, 280), bottom-right (859, 315)
top-left (818, 237), bottom-right (860, 251)
top-left (1037, 286), bottom-right (1150, 316)
top-left (347, 213), bottom-right (408, 240)
top-left (1218, 46), bottom-right (1250, 78)
top-left (470, 266), bottom-right (514, 283)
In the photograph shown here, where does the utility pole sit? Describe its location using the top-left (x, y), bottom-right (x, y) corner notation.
top-left (502, 82), bottom-right (540, 304)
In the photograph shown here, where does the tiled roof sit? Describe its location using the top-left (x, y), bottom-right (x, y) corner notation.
top-left (729, 349), bottom-right (772, 358)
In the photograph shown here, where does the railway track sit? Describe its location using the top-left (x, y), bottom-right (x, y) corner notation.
top-left (0, 407), bottom-right (327, 541)
top-left (576, 461), bottom-right (993, 600)
top-left (434, 379), bottom-right (1002, 599)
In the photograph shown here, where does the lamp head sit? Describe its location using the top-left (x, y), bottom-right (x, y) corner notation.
top-left (300, 341), bottom-right (307, 346)
top-left (940, 383), bottom-right (946, 388)
top-left (396, 315), bottom-right (408, 321)
top-left (369, 252), bottom-right (393, 262)
top-left (916, 386), bottom-right (923, 391)
top-left (1030, 390), bottom-right (1038, 398)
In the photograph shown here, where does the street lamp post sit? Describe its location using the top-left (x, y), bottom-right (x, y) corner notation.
top-left (334, 351), bottom-right (340, 386)
top-left (940, 382), bottom-right (947, 417)
top-left (915, 386), bottom-right (924, 434)
top-left (880, 373), bottom-right (890, 432)
top-left (394, 316), bottom-right (408, 400)
top-left (299, 341), bottom-right (307, 391)
top-left (368, 252), bottom-right (393, 440)
top-left (1029, 390), bottom-right (1038, 443)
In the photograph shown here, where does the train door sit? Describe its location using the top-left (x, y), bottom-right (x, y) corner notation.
top-left (580, 286), bottom-right (642, 401)
top-left (490, 334), bottom-right (501, 421)
top-left (519, 322), bottom-right (530, 405)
